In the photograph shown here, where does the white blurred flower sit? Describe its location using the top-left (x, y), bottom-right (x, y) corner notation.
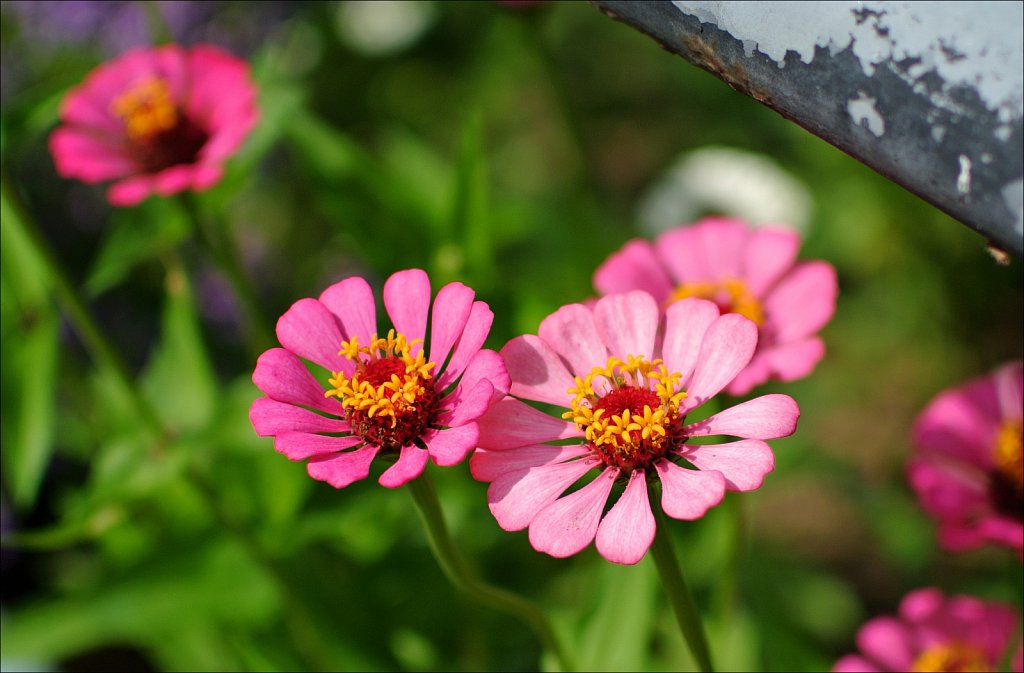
top-left (335, 1), bottom-right (436, 57)
top-left (637, 146), bottom-right (813, 235)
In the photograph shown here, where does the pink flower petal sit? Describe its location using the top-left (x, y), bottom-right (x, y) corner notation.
top-left (446, 348), bottom-right (509, 409)
top-left (428, 281), bottom-right (475, 368)
top-left (501, 335), bottom-right (577, 407)
top-left (319, 276), bottom-right (377, 344)
top-left (439, 379), bottom-right (495, 428)
top-left (151, 165), bottom-right (195, 196)
top-left (832, 655), bottom-right (882, 672)
top-left (306, 445), bottom-right (379, 489)
top-left (742, 227), bottom-right (801, 296)
top-left (438, 301), bottom-right (494, 388)
top-left (275, 432), bottom-right (364, 461)
top-left (252, 348), bottom-right (343, 415)
top-left (907, 458), bottom-right (988, 518)
top-left (189, 163), bottom-right (223, 190)
top-left (654, 459), bottom-right (725, 520)
top-left (593, 291), bottom-right (658, 361)
top-left (379, 444), bottom-right (430, 488)
top-left (423, 423), bottom-right (480, 467)
top-left (537, 303), bottom-right (609, 378)
top-left (655, 225), bottom-right (710, 284)
top-left (722, 351), bottom-right (771, 396)
top-left (763, 261), bottom-right (837, 343)
top-left (49, 128), bottom-right (136, 182)
top-left (528, 467), bottom-right (617, 558)
top-left (994, 361), bottom-right (1023, 422)
top-left (593, 239), bottom-right (674, 303)
top-left (249, 397), bottom-right (350, 436)
top-left (913, 386), bottom-right (1000, 466)
top-left (470, 444), bottom-right (591, 481)
top-left (762, 337), bottom-right (825, 383)
top-left (683, 394), bottom-right (799, 440)
top-left (108, 175), bottom-right (155, 206)
top-left (682, 313), bottom-right (758, 412)
top-left (487, 457), bottom-right (599, 531)
top-left (661, 298), bottom-right (720, 385)
top-left (676, 440), bottom-right (775, 491)
top-left (856, 618), bottom-right (915, 672)
top-left (694, 217), bottom-right (749, 280)
top-left (595, 470), bottom-right (656, 565)
top-left (383, 269), bottom-right (431, 348)
top-left (476, 398), bottom-right (580, 450)
top-left (275, 298), bottom-right (348, 373)
top-left (58, 85), bottom-right (123, 135)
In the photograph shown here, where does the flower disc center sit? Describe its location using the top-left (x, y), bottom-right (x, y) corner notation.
top-left (111, 76), bottom-right (209, 172)
top-left (669, 278), bottom-right (764, 325)
top-left (563, 355), bottom-right (687, 472)
top-left (326, 330), bottom-right (439, 452)
top-left (911, 642), bottom-right (990, 672)
top-left (990, 419), bottom-right (1023, 521)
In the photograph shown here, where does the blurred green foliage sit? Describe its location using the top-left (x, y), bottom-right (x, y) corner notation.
top-left (1, 1), bottom-right (1021, 671)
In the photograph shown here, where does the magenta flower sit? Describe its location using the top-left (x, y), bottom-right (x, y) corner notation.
top-left (49, 43), bottom-right (258, 206)
top-left (593, 217), bottom-right (837, 395)
top-left (909, 361), bottom-right (1023, 556)
top-left (470, 291), bottom-right (799, 564)
top-left (834, 587), bottom-right (1022, 672)
top-left (250, 269), bottom-right (509, 489)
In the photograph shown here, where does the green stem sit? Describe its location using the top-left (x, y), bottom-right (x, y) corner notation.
top-left (406, 470), bottom-right (574, 672)
top-left (179, 194), bottom-right (274, 360)
top-left (4, 178), bottom-right (330, 670)
top-left (2, 178), bottom-right (167, 443)
top-left (649, 498), bottom-right (715, 672)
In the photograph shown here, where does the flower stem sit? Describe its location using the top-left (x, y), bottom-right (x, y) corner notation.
top-left (179, 194), bottom-right (274, 360)
top-left (649, 499), bottom-right (715, 672)
top-left (3, 178), bottom-right (330, 670)
top-left (406, 470), bottom-right (574, 672)
top-left (1, 177), bottom-right (167, 443)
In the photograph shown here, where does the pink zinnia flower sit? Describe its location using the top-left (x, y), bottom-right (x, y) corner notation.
top-left (909, 361), bottom-right (1023, 556)
top-left (49, 43), bottom-right (258, 206)
top-left (250, 269), bottom-right (509, 489)
top-left (833, 587), bottom-right (1022, 672)
top-left (470, 291), bottom-right (799, 564)
top-left (593, 217), bottom-right (837, 395)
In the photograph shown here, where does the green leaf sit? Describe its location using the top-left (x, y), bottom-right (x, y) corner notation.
top-left (84, 198), bottom-right (190, 297)
top-left (139, 264), bottom-right (218, 433)
top-left (0, 187), bottom-right (59, 508)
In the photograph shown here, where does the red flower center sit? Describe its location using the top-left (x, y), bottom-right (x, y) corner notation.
top-left (564, 355), bottom-right (687, 473)
top-left (111, 77), bottom-right (209, 173)
top-left (910, 641), bottom-right (991, 672)
top-left (326, 331), bottom-right (441, 453)
top-left (990, 419), bottom-right (1023, 521)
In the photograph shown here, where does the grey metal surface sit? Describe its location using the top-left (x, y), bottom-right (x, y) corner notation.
top-left (591, 1), bottom-right (1024, 256)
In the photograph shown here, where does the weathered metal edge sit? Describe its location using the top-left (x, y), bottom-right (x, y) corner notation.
top-left (591, 0), bottom-right (1024, 257)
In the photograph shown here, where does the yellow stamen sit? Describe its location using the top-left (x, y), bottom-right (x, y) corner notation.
top-left (668, 277), bottom-right (764, 325)
top-left (111, 77), bottom-right (178, 141)
top-left (995, 419), bottom-right (1023, 492)
top-left (910, 642), bottom-right (991, 672)
top-left (561, 354), bottom-right (686, 459)
top-left (325, 330), bottom-right (436, 429)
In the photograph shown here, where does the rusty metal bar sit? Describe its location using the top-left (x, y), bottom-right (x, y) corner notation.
top-left (591, 1), bottom-right (1024, 257)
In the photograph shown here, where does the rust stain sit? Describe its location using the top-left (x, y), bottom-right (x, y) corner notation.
top-left (681, 33), bottom-right (775, 107)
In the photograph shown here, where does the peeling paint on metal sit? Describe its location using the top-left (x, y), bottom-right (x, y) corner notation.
top-left (670, 1), bottom-right (1024, 123)
top-left (957, 155), bottom-right (972, 196)
top-left (847, 92), bottom-right (885, 136)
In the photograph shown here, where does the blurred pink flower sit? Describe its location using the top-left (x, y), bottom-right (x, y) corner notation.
top-left (834, 587), bottom-right (1021, 672)
top-left (49, 43), bottom-right (258, 206)
top-left (909, 361), bottom-right (1023, 556)
top-left (593, 217), bottom-right (837, 395)
top-left (470, 292), bottom-right (799, 564)
top-left (250, 269), bottom-right (509, 489)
